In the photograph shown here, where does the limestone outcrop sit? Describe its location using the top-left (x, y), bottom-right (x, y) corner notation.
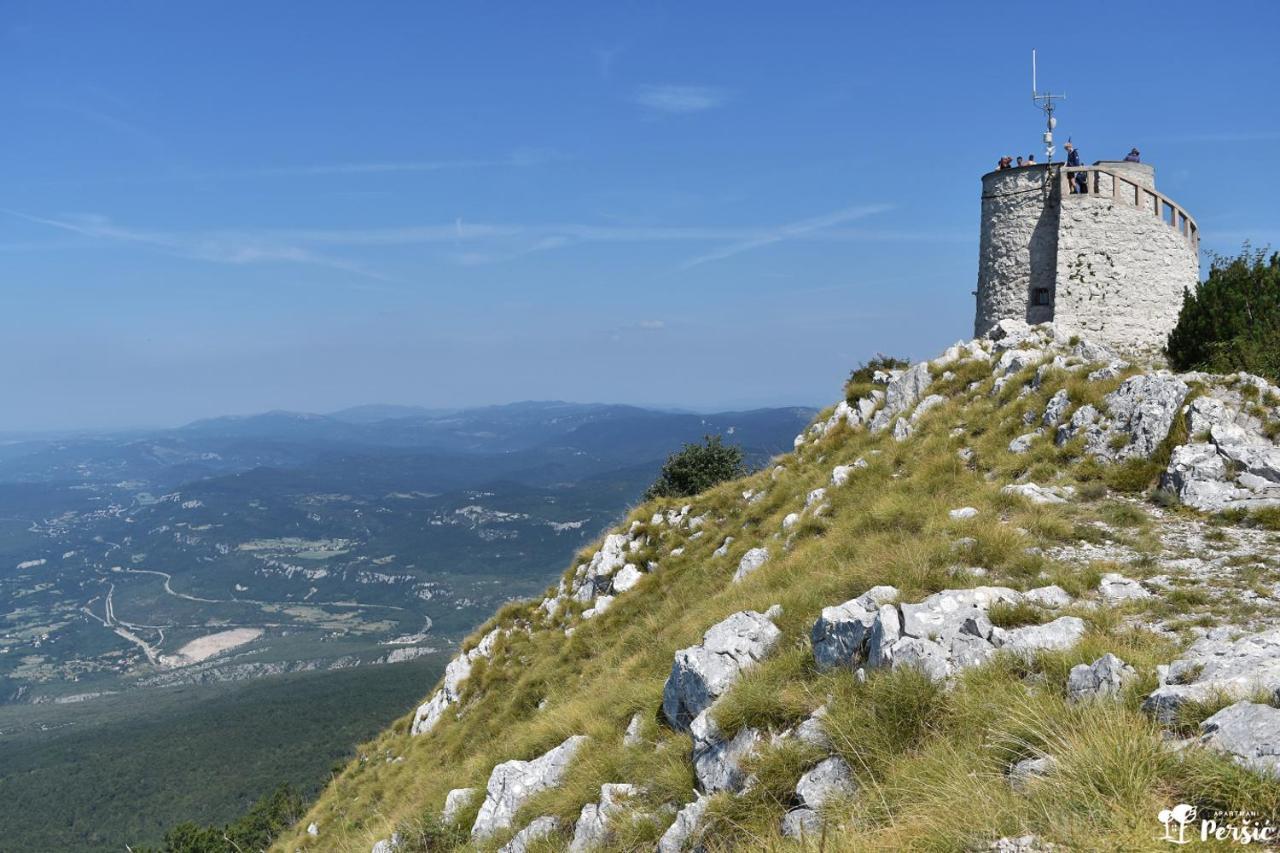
top-left (1144, 628), bottom-right (1280, 722)
top-left (412, 626), bottom-right (504, 735)
top-left (662, 610), bottom-right (782, 731)
top-left (471, 735), bottom-right (589, 839)
top-left (811, 585), bottom-right (1084, 682)
top-left (568, 783), bottom-right (639, 852)
top-left (1197, 701), bottom-right (1280, 778)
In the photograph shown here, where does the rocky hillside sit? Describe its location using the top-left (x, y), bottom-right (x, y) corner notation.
top-left (276, 321), bottom-right (1280, 852)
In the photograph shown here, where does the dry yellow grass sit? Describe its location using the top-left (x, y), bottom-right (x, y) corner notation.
top-left (272, 362), bottom-right (1280, 853)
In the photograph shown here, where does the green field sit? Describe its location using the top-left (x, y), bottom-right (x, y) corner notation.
top-left (0, 656), bottom-right (443, 852)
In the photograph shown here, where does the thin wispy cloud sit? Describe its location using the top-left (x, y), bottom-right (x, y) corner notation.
top-left (633, 85), bottom-right (728, 114)
top-left (5, 205), bottom-right (903, 274)
top-left (272, 220), bottom-right (928, 250)
top-left (5, 210), bottom-right (395, 283)
top-left (680, 204), bottom-right (894, 268)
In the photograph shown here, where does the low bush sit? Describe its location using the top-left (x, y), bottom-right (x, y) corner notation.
top-left (1167, 246), bottom-right (1280, 381)
top-left (643, 435), bottom-right (747, 500)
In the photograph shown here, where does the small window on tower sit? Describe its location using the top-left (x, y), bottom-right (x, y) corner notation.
top-left (1033, 288), bottom-right (1051, 306)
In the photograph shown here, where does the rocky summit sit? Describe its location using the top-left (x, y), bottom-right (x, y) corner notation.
top-left (279, 320), bottom-right (1280, 852)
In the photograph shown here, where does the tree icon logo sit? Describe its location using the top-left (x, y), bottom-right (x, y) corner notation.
top-left (1158, 804), bottom-right (1197, 844)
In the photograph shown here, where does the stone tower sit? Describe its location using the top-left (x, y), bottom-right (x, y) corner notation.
top-left (974, 161), bottom-right (1199, 352)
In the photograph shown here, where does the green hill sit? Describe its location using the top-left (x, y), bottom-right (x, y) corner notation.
top-left (276, 322), bottom-right (1280, 852)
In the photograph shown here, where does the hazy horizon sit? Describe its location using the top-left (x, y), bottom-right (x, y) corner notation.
top-left (0, 396), bottom-right (824, 436)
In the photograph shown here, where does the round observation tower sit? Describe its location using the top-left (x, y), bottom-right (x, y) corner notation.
top-left (974, 160), bottom-right (1199, 352)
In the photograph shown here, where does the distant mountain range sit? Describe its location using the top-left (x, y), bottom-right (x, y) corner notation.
top-left (0, 401), bottom-right (815, 487)
top-left (0, 399), bottom-right (815, 703)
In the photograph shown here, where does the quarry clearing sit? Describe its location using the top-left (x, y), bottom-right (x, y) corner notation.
top-left (160, 628), bottom-right (263, 668)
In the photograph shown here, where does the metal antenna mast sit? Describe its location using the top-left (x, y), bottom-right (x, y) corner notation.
top-left (1031, 49), bottom-right (1065, 164)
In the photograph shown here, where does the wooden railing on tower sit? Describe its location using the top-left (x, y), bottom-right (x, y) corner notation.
top-left (1059, 165), bottom-right (1199, 252)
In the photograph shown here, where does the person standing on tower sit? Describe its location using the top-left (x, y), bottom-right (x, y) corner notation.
top-left (1064, 140), bottom-right (1085, 193)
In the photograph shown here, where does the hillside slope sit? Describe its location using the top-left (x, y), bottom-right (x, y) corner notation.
top-left (279, 321), bottom-right (1280, 852)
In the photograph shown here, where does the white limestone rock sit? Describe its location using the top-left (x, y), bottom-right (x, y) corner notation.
top-left (812, 584), bottom-right (1085, 684)
top-left (986, 318), bottom-right (1037, 350)
top-left (568, 783), bottom-right (638, 852)
top-left (733, 547), bottom-right (769, 583)
top-left (499, 816), bottom-right (561, 853)
top-left (1144, 628), bottom-right (1280, 722)
top-left (658, 796), bottom-right (709, 853)
top-left (892, 417), bottom-right (913, 442)
top-left (623, 713), bottom-right (644, 747)
top-left (1162, 400), bottom-right (1280, 511)
top-left (1024, 585), bottom-right (1072, 608)
top-left (307, 822), bottom-right (319, 837)
top-left (1087, 361), bottom-right (1127, 382)
top-left (412, 627), bottom-right (503, 735)
top-left (471, 735), bottom-right (589, 839)
top-left (795, 756), bottom-right (856, 809)
top-left (1100, 373), bottom-right (1187, 458)
top-left (1198, 701), bottom-right (1280, 778)
top-left (1164, 443), bottom-right (1242, 510)
top-left (1087, 375), bottom-right (1190, 461)
top-left (780, 807), bottom-right (822, 840)
top-left (611, 564), bottom-right (644, 594)
top-left (662, 610), bottom-right (782, 731)
top-left (582, 595), bottom-right (614, 619)
top-left (993, 617), bottom-right (1087, 658)
top-left (810, 586), bottom-right (899, 671)
top-left (910, 393), bottom-right (948, 423)
top-left (712, 537), bottom-right (734, 558)
top-left (442, 787), bottom-right (477, 824)
top-left (795, 708), bottom-right (832, 750)
top-left (371, 835), bottom-right (401, 853)
top-left (898, 586), bottom-right (1019, 646)
top-left (690, 710), bottom-right (761, 793)
top-left (996, 348), bottom-right (1042, 377)
top-left (570, 533), bottom-right (631, 603)
top-left (870, 362), bottom-right (933, 432)
top-left (1042, 389), bottom-right (1071, 426)
top-left (1098, 573), bottom-right (1153, 603)
top-left (1008, 433), bottom-right (1037, 454)
top-left (990, 835), bottom-right (1055, 852)
top-left (1001, 483), bottom-right (1068, 505)
top-left (1067, 654), bottom-right (1136, 703)
top-left (1055, 403), bottom-right (1099, 447)
top-left (1007, 755), bottom-right (1056, 793)
top-left (890, 636), bottom-right (955, 680)
top-left (949, 507), bottom-right (979, 520)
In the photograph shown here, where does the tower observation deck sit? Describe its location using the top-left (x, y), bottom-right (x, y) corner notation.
top-left (974, 160), bottom-right (1199, 352)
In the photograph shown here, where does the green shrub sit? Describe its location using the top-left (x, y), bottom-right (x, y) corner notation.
top-left (643, 435), bottom-right (747, 500)
top-left (844, 354), bottom-right (910, 403)
top-left (1167, 246), bottom-right (1280, 381)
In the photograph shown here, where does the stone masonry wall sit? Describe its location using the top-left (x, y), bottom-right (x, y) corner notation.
top-left (1052, 193), bottom-right (1199, 353)
top-left (975, 161), bottom-right (1198, 354)
top-left (974, 165), bottom-right (1059, 338)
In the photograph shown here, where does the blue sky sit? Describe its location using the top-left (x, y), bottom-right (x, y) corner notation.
top-left (2, 1), bottom-right (1277, 430)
